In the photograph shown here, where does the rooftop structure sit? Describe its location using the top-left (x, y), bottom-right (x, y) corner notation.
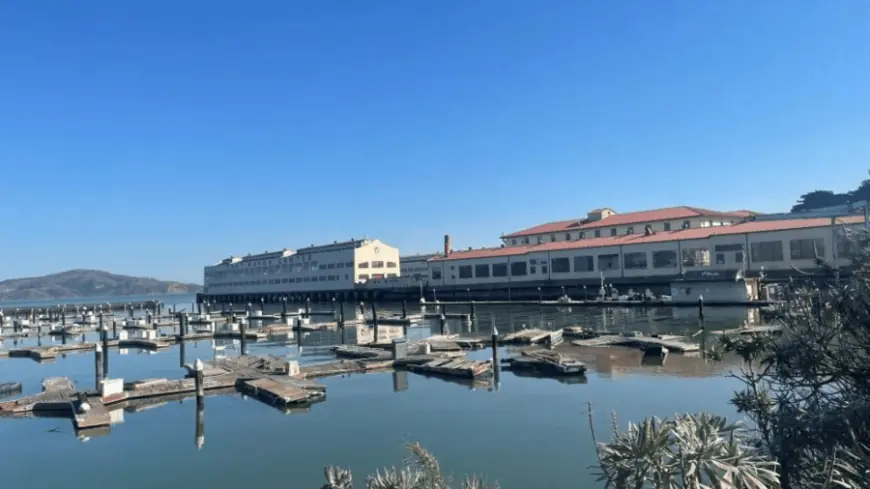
top-left (501, 206), bottom-right (754, 247)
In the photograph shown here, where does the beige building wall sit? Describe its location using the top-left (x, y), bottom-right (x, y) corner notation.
top-left (354, 240), bottom-right (400, 283)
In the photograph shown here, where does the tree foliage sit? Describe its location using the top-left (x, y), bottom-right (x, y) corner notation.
top-left (791, 170), bottom-right (870, 212)
top-left (322, 442), bottom-right (498, 489)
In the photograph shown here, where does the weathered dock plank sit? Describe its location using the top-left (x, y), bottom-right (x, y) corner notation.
top-left (501, 329), bottom-right (552, 345)
top-left (73, 394), bottom-right (111, 430)
top-left (332, 345), bottom-right (391, 360)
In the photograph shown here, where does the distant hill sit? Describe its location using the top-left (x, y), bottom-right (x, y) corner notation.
top-left (0, 269), bottom-right (202, 301)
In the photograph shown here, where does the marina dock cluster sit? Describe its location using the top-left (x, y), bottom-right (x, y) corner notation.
top-left (0, 298), bottom-right (782, 439)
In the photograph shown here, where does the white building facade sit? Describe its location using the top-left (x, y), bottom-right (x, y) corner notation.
top-left (203, 239), bottom-right (399, 297)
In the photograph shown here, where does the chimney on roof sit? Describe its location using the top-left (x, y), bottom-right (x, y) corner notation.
top-left (644, 225), bottom-right (654, 236)
top-left (444, 234), bottom-right (452, 256)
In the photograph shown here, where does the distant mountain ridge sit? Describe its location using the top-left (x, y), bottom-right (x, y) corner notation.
top-left (0, 269), bottom-right (202, 301)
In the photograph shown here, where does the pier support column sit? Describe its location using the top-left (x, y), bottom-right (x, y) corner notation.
top-left (439, 313), bottom-right (446, 335)
top-left (112, 318), bottom-right (117, 339)
top-left (281, 297), bottom-right (288, 323)
top-left (331, 297), bottom-right (336, 319)
top-left (305, 297), bottom-right (311, 317)
top-left (402, 300), bottom-right (407, 319)
top-left (491, 327), bottom-right (500, 387)
top-left (469, 302), bottom-right (476, 332)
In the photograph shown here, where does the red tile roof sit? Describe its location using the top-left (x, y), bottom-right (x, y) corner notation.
top-left (434, 215), bottom-right (863, 262)
top-left (502, 206), bottom-right (749, 239)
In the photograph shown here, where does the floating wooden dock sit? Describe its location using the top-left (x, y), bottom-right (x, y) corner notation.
top-left (571, 334), bottom-right (700, 353)
top-left (405, 358), bottom-right (492, 379)
top-left (503, 349), bottom-right (586, 376)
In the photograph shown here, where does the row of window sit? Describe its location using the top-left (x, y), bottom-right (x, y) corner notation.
top-left (509, 220), bottom-right (714, 245)
top-left (358, 261), bottom-right (397, 269)
top-left (208, 274), bottom-right (351, 288)
top-left (434, 238), bottom-right (842, 280)
top-left (206, 259), bottom-right (398, 279)
top-left (358, 273), bottom-right (398, 280)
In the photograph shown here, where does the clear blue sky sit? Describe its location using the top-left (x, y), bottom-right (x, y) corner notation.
top-left (1, 1), bottom-right (868, 283)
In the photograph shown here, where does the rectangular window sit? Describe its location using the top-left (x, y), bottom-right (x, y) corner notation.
top-left (716, 253), bottom-right (725, 264)
top-left (387, 273), bottom-right (398, 278)
top-left (624, 252), bottom-right (647, 269)
top-left (541, 264), bottom-right (548, 274)
top-left (564, 233), bottom-right (571, 241)
top-left (573, 256), bottom-right (594, 272)
top-left (458, 265), bottom-right (473, 279)
top-left (358, 274), bottom-right (369, 280)
top-left (551, 257), bottom-right (571, 273)
top-left (536, 236), bottom-right (542, 244)
top-left (682, 248), bottom-right (711, 267)
top-left (714, 243), bottom-right (744, 252)
top-left (594, 229), bottom-right (601, 238)
top-left (371, 261), bottom-right (385, 268)
top-left (511, 239), bottom-right (517, 245)
top-left (372, 273), bottom-right (385, 279)
top-left (751, 241), bottom-right (784, 262)
top-left (358, 262), bottom-right (369, 269)
top-left (736, 251), bottom-right (744, 263)
top-left (337, 263), bottom-right (345, 268)
top-left (579, 232), bottom-right (585, 239)
top-left (789, 239), bottom-right (825, 260)
top-left (431, 267), bottom-right (442, 280)
top-left (652, 250), bottom-right (677, 268)
top-left (327, 263), bottom-right (335, 269)
top-left (598, 254), bottom-right (620, 270)
top-left (610, 228), bottom-right (617, 237)
top-left (626, 226), bottom-right (634, 235)
top-left (492, 263), bottom-right (508, 277)
top-left (387, 261), bottom-right (397, 268)
top-left (550, 234), bottom-right (556, 242)
top-left (475, 264), bottom-right (490, 277)
top-left (837, 229), bottom-right (858, 257)
top-left (345, 262), bottom-right (354, 267)
top-left (510, 261), bottom-right (527, 276)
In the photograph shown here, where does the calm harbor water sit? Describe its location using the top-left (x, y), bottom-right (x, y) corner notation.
top-left (0, 294), bottom-right (755, 488)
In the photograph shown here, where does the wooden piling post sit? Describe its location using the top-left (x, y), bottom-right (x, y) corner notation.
top-left (179, 313), bottom-right (187, 339)
top-left (194, 358), bottom-right (204, 401)
top-left (305, 297), bottom-right (311, 317)
top-left (94, 342), bottom-right (104, 388)
top-left (112, 317), bottom-right (117, 338)
top-left (491, 326), bottom-right (500, 385)
top-left (698, 295), bottom-right (705, 327)
top-left (401, 299), bottom-right (407, 319)
top-left (470, 301), bottom-right (476, 331)
top-left (102, 322), bottom-right (110, 376)
top-left (281, 297), bottom-right (288, 322)
top-left (331, 297), bottom-right (336, 318)
top-left (439, 313), bottom-right (446, 335)
top-left (371, 301), bottom-right (379, 342)
top-left (229, 302), bottom-right (235, 324)
top-left (240, 313), bottom-right (248, 356)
